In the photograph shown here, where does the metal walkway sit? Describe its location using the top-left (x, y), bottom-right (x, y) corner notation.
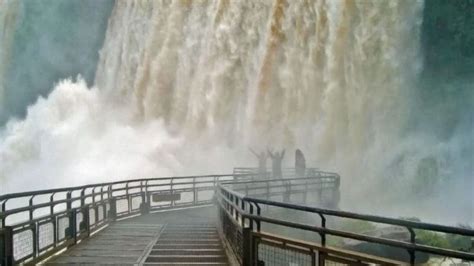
top-left (45, 223), bottom-right (162, 265)
top-left (145, 223), bottom-right (227, 265)
top-left (1, 170), bottom-right (473, 265)
top-left (45, 207), bottom-right (228, 265)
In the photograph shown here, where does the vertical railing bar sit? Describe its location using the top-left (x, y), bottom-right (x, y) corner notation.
top-left (29, 196), bottom-right (35, 221)
top-left (318, 250), bottom-right (325, 266)
top-left (126, 182), bottom-right (130, 214)
top-left (145, 180), bottom-right (149, 210)
top-left (235, 197), bottom-right (240, 221)
top-left (230, 194), bottom-right (234, 219)
top-left (50, 193), bottom-right (57, 248)
top-left (249, 203), bottom-right (254, 230)
top-left (193, 177), bottom-right (197, 205)
top-left (1, 199), bottom-right (8, 227)
top-left (318, 213), bottom-right (326, 246)
top-left (311, 249), bottom-right (316, 266)
top-left (80, 188), bottom-right (85, 207)
top-left (92, 187), bottom-right (96, 205)
top-left (255, 203), bottom-right (261, 232)
top-left (29, 195), bottom-right (37, 259)
top-left (407, 227), bottom-right (416, 265)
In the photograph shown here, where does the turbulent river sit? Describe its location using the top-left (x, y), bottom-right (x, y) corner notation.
top-left (0, 0), bottom-right (472, 226)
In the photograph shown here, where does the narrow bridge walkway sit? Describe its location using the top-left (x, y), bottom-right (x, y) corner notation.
top-left (45, 206), bottom-right (228, 265)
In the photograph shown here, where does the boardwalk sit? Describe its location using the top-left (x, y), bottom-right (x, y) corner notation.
top-left (45, 206), bottom-right (229, 265)
top-left (2, 171), bottom-right (472, 265)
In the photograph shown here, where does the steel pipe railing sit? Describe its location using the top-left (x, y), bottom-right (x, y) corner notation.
top-left (215, 177), bottom-right (474, 265)
top-left (0, 173), bottom-right (256, 265)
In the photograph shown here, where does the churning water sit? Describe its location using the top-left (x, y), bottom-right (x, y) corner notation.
top-left (0, 0), bottom-right (472, 226)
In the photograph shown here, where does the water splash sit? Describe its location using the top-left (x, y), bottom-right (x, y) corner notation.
top-left (95, 0), bottom-right (425, 182)
top-left (1, 0), bottom-right (472, 225)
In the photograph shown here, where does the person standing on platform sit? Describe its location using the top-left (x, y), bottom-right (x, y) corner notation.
top-left (250, 148), bottom-right (268, 178)
top-left (295, 149), bottom-right (306, 178)
top-left (268, 149), bottom-right (285, 179)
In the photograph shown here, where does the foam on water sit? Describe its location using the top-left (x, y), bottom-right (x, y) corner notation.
top-left (0, 0), bottom-right (472, 225)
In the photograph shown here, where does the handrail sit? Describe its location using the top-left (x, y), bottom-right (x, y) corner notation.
top-left (0, 172), bottom-right (258, 265)
top-left (242, 213), bottom-right (474, 260)
top-left (218, 182), bottom-right (473, 237)
top-left (0, 173), bottom-right (248, 201)
top-left (215, 178), bottom-right (474, 264)
top-left (243, 195), bottom-right (474, 237)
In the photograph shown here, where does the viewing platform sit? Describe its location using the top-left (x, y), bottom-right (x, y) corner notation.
top-left (47, 207), bottom-right (225, 265)
top-left (1, 169), bottom-right (473, 265)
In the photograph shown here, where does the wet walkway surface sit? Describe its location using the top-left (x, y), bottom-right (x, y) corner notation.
top-left (45, 206), bottom-right (229, 265)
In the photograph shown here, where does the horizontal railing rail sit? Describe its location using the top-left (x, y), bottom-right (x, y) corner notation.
top-left (0, 173), bottom-right (258, 265)
top-left (233, 167), bottom-right (338, 178)
top-left (216, 178), bottom-right (474, 265)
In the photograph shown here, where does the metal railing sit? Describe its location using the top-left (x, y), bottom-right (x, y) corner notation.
top-left (0, 173), bottom-right (256, 265)
top-left (2, 167), bottom-right (472, 266)
top-left (216, 177), bottom-right (474, 265)
top-left (233, 167), bottom-right (327, 178)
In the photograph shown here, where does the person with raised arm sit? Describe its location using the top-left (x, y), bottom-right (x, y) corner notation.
top-left (250, 148), bottom-right (268, 178)
top-left (268, 149), bottom-right (285, 179)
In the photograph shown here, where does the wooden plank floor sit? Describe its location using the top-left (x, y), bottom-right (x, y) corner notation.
top-left (44, 206), bottom-right (228, 265)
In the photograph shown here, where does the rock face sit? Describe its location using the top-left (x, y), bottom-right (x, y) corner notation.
top-left (422, 0), bottom-right (474, 77)
top-left (342, 226), bottom-right (430, 263)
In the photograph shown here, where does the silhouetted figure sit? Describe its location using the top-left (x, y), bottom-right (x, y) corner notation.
top-left (268, 149), bottom-right (285, 178)
top-left (295, 149), bottom-right (306, 177)
top-left (250, 148), bottom-right (268, 178)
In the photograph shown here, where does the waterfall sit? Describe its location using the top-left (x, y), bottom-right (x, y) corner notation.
top-left (96, 0), bottom-right (423, 151)
top-left (94, 0), bottom-right (426, 197)
top-left (1, 0), bottom-right (472, 225)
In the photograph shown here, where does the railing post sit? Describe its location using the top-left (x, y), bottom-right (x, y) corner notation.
top-left (50, 193), bottom-right (57, 248)
top-left (311, 249), bottom-right (316, 266)
top-left (193, 177), bottom-right (197, 205)
top-left (1, 200), bottom-right (6, 228)
top-left (331, 176), bottom-right (341, 209)
top-left (407, 227), bottom-right (416, 265)
top-left (230, 194), bottom-right (234, 218)
top-left (28, 196), bottom-right (34, 222)
top-left (145, 181), bottom-right (152, 212)
top-left (66, 192), bottom-right (77, 247)
top-left (255, 203), bottom-right (261, 232)
top-left (107, 185), bottom-right (113, 200)
top-left (125, 183), bottom-right (130, 213)
top-left (249, 204), bottom-right (254, 230)
top-left (1, 226), bottom-right (13, 266)
top-left (318, 251), bottom-right (326, 266)
top-left (108, 197), bottom-right (117, 221)
top-left (318, 214), bottom-right (326, 246)
top-left (318, 213), bottom-right (327, 266)
top-left (82, 205), bottom-right (90, 237)
top-left (235, 197), bottom-right (239, 221)
top-left (139, 191), bottom-right (150, 215)
top-left (80, 189), bottom-right (85, 207)
top-left (242, 227), bottom-right (252, 266)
